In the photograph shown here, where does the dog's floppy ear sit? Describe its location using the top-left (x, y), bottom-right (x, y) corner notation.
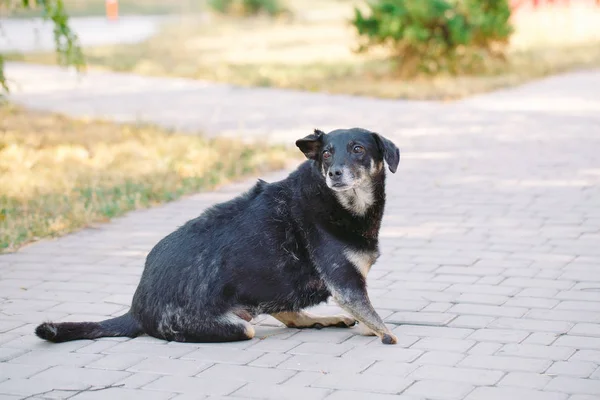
top-left (373, 133), bottom-right (400, 173)
top-left (296, 129), bottom-right (325, 160)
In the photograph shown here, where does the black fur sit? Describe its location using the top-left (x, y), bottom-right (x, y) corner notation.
top-left (35, 314), bottom-right (141, 343)
top-left (35, 128), bottom-right (401, 344)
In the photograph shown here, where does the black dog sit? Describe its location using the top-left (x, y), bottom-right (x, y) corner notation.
top-left (35, 128), bottom-right (400, 345)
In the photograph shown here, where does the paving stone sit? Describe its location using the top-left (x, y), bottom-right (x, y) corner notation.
top-left (458, 355), bottom-right (552, 373)
top-left (287, 329), bottom-right (355, 344)
top-left (505, 297), bottom-right (560, 309)
top-left (403, 380), bottom-right (474, 400)
top-left (0, 378), bottom-right (88, 397)
top-left (448, 304), bottom-right (527, 318)
top-left (231, 383), bottom-right (331, 400)
top-left (489, 318), bottom-right (573, 334)
top-left (554, 336), bottom-right (600, 351)
top-left (342, 346), bottom-right (423, 363)
top-left (32, 365), bottom-right (131, 387)
top-left (0, 347), bottom-right (27, 362)
top-left (287, 342), bottom-right (355, 356)
top-left (114, 372), bottom-right (162, 389)
top-left (455, 293), bottom-right (509, 305)
top-left (362, 361), bottom-right (418, 377)
top-left (556, 301), bottom-right (600, 312)
top-left (248, 352), bottom-right (292, 368)
top-left (568, 395), bottom-right (600, 400)
top-left (248, 339), bottom-right (302, 353)
top-left (497, 344), bottom-right (576, 361)
top-left (516, 288), bottom-right (560, 298)
top-left (105, 341), bottom-right (194, 358)
top-left (311, 373), bottom-right (413, 394)
top-left (197, 364), bottom-right (295, 384)
top-left (502, 278), bottom-right (574, 290)
top-left (280, 371), bottom-right (324, 387)
top-left (3, 334), bottom-right (93, 352)
top-left (128, 357), bottom-right (213, 376)
top-left (467, 342), bottom-right (503, 355)
top-left (498, 372), bottom-right (552, 389)
top-left (524, 333), bottom-right (561, 346)
top-left (570, 350), bottom-right (600, 363)
top-left (278, 354), bottom-right (374, 373)
top-left (422, 302), bottom-right (454, 313)
top-left (413, 351), bottom-right (465, 366)
top-left (448, 316), bottom-right (496, 329)
top-left (70, 387), bottom-right (174, 400)
top-left (143, 376), bottom-right (244, 396)
top-left (556, 291), bottom-right (600, 302)
top-left (445, 284), bottom-right (520, 296)
top-left (75, 339), bottom-right (121, 354)
top-left (323, 391), bottom-right (421, 400)
top-left (0, 362), bottom-right (48, 379)
top-left (410, 365), bottom-right (503, 385)
top-left (569, 324), bottom-right (600, 337)
top-left (465, 387), bottom-right (568, 400)
top-left (180, 347), bottom-right (263, 365)
top-left (545, 377), bottom-right (600, 395)
top-left (9, 350), bottom-right (103, 367)
top-left (411, 337), bottom-right (475, 353)
top-left (547, 361), bottom-right (598, 378)
top-left (393, 325), bottom-right (473, 339)
top-left (467, 328), bottom-right (530, 343)
top-left (85, 354), bottom-right (146, 371)
top-left (526, 310), bottom-right (600, 324)
top-left (386, 312), bottom-right (456, 326)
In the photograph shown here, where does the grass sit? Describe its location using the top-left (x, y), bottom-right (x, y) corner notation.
top-left (6, 1), bottom-right (600, 100)
top-left (0, 105), bottom-right (297, 253)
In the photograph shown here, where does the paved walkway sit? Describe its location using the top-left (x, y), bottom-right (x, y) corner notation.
top-left (1, 64), bottom-right (600, 399)
top-left (0, 16), bottom-right (169, 53)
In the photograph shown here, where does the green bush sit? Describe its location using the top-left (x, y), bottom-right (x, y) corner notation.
top-left (208, 0), bottom-right (285, 17)
top-left (352, 0), bottom-right (513, 76)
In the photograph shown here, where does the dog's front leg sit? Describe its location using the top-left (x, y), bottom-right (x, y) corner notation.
top-left (315, 258), bottom-right (397, 344)
top-left (330, 284), bottom-right (397, 344)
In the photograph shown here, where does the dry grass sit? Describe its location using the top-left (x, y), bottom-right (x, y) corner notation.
top-left (6, 2), bottom-right (600, 99)
top-left (0, 105), bottom-right (296, 253)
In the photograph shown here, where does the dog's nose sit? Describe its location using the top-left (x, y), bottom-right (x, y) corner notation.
top-left (328, 168), bottom-right (343, 180)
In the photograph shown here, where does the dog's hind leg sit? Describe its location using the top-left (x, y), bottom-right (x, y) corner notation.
top-left (157, 312), bottom-right (255, 343)
top-left (271, 311), bottom-right (356, 329)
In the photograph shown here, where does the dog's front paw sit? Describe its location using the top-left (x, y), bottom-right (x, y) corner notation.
top-left (381, 333), bottom-right (398, 345)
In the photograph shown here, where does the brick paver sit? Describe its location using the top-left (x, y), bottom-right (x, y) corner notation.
top-left (1, 64), bottom-right (600, 399)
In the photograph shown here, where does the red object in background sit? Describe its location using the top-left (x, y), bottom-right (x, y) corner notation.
top-left (106, 0), bottom-right (118, 21)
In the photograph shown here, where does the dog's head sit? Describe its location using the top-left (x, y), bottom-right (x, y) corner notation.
top-left (295, 128), bottom-right (400, 192)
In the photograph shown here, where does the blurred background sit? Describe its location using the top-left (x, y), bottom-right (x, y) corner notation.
top-left (2, 0), bottom-right (600, 99)
top-left (1, 0), bottom-right (600, 253)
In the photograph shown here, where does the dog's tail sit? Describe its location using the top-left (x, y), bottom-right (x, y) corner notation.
top-left (35, 312), bottom-right (143, 343)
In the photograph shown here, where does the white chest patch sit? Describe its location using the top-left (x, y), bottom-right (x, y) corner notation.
top-left (344, 249), bottom-right (379, 278)
top-left (335, 183), bottom-right (375, 216)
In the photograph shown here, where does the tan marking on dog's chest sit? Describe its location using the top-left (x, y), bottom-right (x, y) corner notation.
top-left (335, 184), bottom-right (375, 216)
top-left (344, 249), bottom-right (379, 278)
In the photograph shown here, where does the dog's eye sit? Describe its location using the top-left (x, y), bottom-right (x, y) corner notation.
top-left (353, 145), bottom-right (364, 153)
top-left (322, 150), bottom-right (332, 160)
